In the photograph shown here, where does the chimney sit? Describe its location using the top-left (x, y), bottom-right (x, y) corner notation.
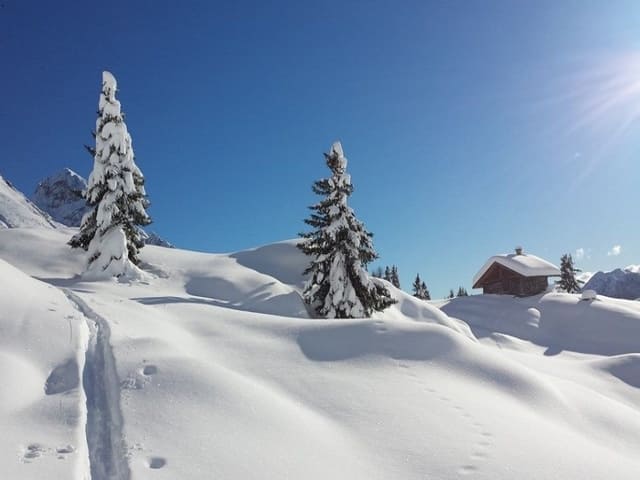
top-left (515, 246), bottom-right (523, 255)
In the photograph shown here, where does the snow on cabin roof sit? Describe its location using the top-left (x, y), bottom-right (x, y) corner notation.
top-left (472, 251), bottom-right (561, 287)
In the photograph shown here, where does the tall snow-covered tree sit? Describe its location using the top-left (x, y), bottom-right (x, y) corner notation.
top-left (558, 253), bottom-right (581, 293)
top-left (69, 71), bottom-right (151, 277)
top-left (298, 142), bottom-right (395, 318)
top-left (412, 273), bottom-right (430, 300)
top-left (456, 286), bottom-right (469, 297)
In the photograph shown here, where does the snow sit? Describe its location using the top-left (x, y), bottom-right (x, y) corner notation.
top-left (0, 221), bottom-right (639, 478)
top-left (581, 289), bottom-right (598, 300)
top-left (0, 258), bottom-right (89, 479)
top-left (473, 250), bottom-right (561, 287)
top-left (0, 175), bottom-right (60, 229)
top-left (84, 226), bottom-right (143, 281)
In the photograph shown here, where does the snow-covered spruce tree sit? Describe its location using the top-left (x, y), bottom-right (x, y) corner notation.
top-left (456, 286), bottom-right (468, 297)
top-left (384, 266), bottom-right (392, 283)
top-left (421, 281), bottom-right (431, 300)
top-left (298, 142), bottom-right (395, 318)
top-left (412, 274), bottom-right (429, 300)
top-left (559, 253), bottom-right (580, 293)
top-left (391, 265), bottom-right (401, 289)
top-left (69, 71), bottom-right (151, 278)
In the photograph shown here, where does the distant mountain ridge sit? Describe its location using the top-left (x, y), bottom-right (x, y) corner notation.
top-left (583, 267), bottom-right (640, 300)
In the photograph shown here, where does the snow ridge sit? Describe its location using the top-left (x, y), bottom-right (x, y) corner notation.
top-left (63, 290), bottom-right (130, 480)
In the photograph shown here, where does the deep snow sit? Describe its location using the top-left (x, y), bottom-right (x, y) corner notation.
top-left (0, 226), bottom-right (639, 479)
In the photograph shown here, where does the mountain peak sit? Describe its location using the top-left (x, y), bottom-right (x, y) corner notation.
top-left (32, 168), bottom-right (89, 227)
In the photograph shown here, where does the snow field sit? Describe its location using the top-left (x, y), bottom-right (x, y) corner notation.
top-left (0, 227), bottom-right (639, 479)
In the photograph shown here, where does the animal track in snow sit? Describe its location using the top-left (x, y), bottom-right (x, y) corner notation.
top-left (142, 364), bottom-right (158, 376)
top-left (394, 361), bottom-right (494, 476)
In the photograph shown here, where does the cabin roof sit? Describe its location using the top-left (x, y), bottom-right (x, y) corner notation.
top-left (473, 252), bottom-right (561, 287)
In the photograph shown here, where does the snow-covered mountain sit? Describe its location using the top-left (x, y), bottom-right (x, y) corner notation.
top-left (0, 175), bottom-right (59, 229)
top-left (139, 229), bottom-right (175, 248)
top-left (32, 168), bottom-right (90, 227)
top-left (30, 168), bottom-right (174, 247)
top-left (583, 267), bottom-right (640, 300)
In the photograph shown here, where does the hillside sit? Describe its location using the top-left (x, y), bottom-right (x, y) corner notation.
top-left (0, 224), bottom-right (639, 479)
top-left (0, 175), bottom-right (59, 229)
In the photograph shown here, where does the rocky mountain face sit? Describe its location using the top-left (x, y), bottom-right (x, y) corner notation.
top-left (583, 267), bottom-right (640, 300)
top-left (32, 168), bottom-right (90, 227)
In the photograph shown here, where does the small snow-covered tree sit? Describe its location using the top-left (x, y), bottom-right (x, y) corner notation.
top-left (384, 266), bottom-right (392, 283)
top-left (421, 281), bottom-right (431, 300)
top-left (298, 142), bottom-right (395, 318)
top-left (447, 289), bottom-right (455, 299)
top-left (390, 265), bottom-right (401, 289)
top-left (69, 71), bottom-right (151, 278)
top-left (558, 253), bottom-right (580, 293)
top-left (412, 274), bottom-right (430, 300)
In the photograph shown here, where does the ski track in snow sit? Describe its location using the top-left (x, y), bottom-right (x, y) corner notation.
top-left (62, 289), bottom-right (131, 480)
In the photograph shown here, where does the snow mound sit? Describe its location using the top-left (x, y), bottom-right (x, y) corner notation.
top-left (0, 175), bottom-right (59, 229)
top-left (141, 241), bottom-right (310, 318)
top-left (583, 268), bottom-right (640, 300)
top-left (592, 354), bottom-right (640, 388)
top-left (442, 293), bottom-right (640, 355)
top-left (231, 239), bottom-right (308, 288)
top-left (32, 168), bottom-right (89, 227)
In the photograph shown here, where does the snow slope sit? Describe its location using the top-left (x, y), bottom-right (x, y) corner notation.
top-left (0, 259), bottom-right (89, 479)
top-left (0, 227), bottom-right (639, 479)
top-left (0, 175), bottom-right (59, 229)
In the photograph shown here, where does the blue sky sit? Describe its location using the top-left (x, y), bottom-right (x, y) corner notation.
top-left (1, 1), bottom-right (639, 297)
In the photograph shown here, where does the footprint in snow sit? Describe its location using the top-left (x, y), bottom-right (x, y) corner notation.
top-left (146, 457), bottom-right (167, 469)
top-left (22, 444), bottom-right (75, 462)
top-left (22, 444), bottom-right (46, 461)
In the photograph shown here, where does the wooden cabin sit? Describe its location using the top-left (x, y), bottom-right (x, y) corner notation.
top-left (472, 247), bottom-right (560, 296)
